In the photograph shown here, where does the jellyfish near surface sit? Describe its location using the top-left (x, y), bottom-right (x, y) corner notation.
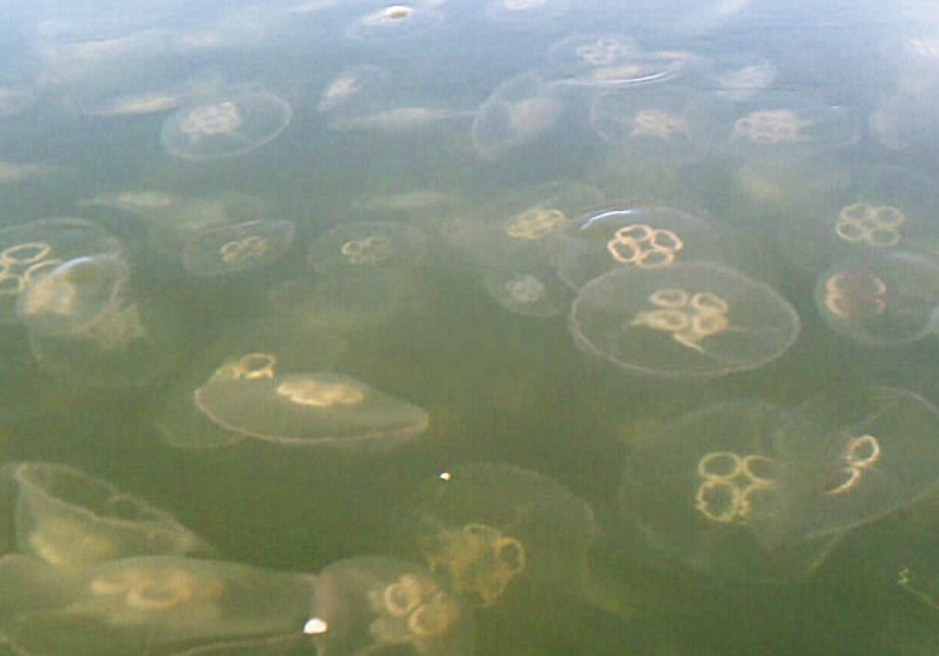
top-left (345, 3), bottom-right (444, 42)
top-left (306, 556), bottom-right (473, 656)
top-left (569, 262), bottom-right (800, 378)
top-left (0, 554), bottom-right (315, 656)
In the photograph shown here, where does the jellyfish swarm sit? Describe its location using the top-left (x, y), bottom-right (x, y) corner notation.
top-left (1, 462), bottom-right (209, 569)
top-left (814, 251), bottom-right (939, 346)
top-left (0, 554), bottom-right (314, 656)
top-left (407, 463), bottom-right (598, 608)
top-left (160, 91), bottom-right (292, 161)
top-left (569, 262), bottom-right (800, 379)
top-left (306, 556), bottom-right (473, 656)
top-left (159, 352), bottom-right (429, 450)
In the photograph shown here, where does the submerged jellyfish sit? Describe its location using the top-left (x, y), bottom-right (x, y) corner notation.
top-left (815, 251), bottom-right (939, 346)
top-left (619, 400), bottom-right (844, 582)
top-left (160, 91), bottom-right (292, 161)
top-left (484, 0), bottom-right (570, 28)
top-left (0, 554), bottom-right (314, 656)
top-left (481, 266), bottom-right (570, 318)
top-left (308, 221), bottom-right (427, 274)
top-left (317, 65), bottom-right (391, 115)
top-left (471, 73), bottom-right (564, 161)
top-left (346, 4), bottom-right (444, 42)
top-left (406, 463), bottom-right (598, 608)
top-left (569, 262), bottom-right (800, 378)
top-left (550, 206), bottom-right (722, 290)
top-left (0, 218), bottom-right (123, 325)
top-left (306, 556), bottom-right (472, 656)
top-left (1, 462), bottom-right (209, 568)
top-left (159, 352), bottom-right (429, 449)
top-left (547, 34), bottom-right (688, 89)
top-left (15, 252), bottom-right (130, 338)
top-left (181, 219), bottom-right (296, 277)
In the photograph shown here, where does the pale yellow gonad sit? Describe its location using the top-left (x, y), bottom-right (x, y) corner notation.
top-left (606, 223), bottom-right (684, 267)
top-left (630, 287), bottom-right (732, 352)
top-left (834, 202), bottom-right (906, 247)
top-left (0, 242), bottom-right (59, 297)
top-left (502, 274), bottom-right (545, 305)
top-left (179, 102), bottom-right (244, 143)
top-left (825, 434), bottom-right (882, 495)
top-left (361, 5), bottom-right (416, 26)
top-left (823, 271), bottom-right (887, 319)
top-left (88, 565), bottom-right (225, 623)
top-left (340, 235), bottom-right (394, 265)
top-left (275, 375), bottom-right (365, 407)
top-left (629, 109), bottom-right (689, 139)
top-left (694, 451), bottom-right (777, 523)
top-left (504, 205), bottom-right (567, 240)
top-left (214, 352), bottom-right (278, 382)
top-left (574, 37), bottom-right (632, 67)
top-left (423, 523), bottom-right (526, 607)
top-left (733, 109), bottom-right (815, 145)
top-left (368, 573), bottom-right (462, 642)
top-left (219, 235), bottom-right (270, 266)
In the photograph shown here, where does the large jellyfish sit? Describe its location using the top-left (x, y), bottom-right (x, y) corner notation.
top-left (304, 556), bottom-right (473, 656)
top-left (569, 262), bottom-right (800, 378)
top-left (1, 462), bottom-right (209, 569)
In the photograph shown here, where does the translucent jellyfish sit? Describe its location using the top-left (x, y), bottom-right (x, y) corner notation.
top-left (708, 53), bottom-right (778, 100)
top-left (308, 221), bottom-right (427, 275)
top-left (569, 262), bottom-right (800, 378)
top-left (484, 0), bottom-right (570, 28)
top-left (0, 218), bottom-right (123, 325)
top-left (688, 90), bottom-right (858, 160)
top-left (546, 33), bottom-right (639, 74)
top-left (160, 352), bottom-right (429, 449)
top-left (406, 463), bottom-right (598, 608)
top-left (619, 400), bottom-right (844, 582)
top-left (471, 73), bottom-right (564, 161)
top-left (305, 556), bottom-right (473, 656)
top-left (778, 165), bottom-right (939, 274)
top-left (14, 252), bottom-right (130, 338)
top-left (181, 219), bottom-right (296, 277)
top-left (0, 554), bottom-right (314, 656)
top-left (1, 462), bottom-right (209, 568)
top-left (160, 91), bottom-right (293, 161)
top-left (547, 34), bottom-right (689, 89)
top-left (814, 251), bottom-right (939, 346)
top-left (481, 266), bottom-right (570, 318)
top-left (345, 4), bottom-right (444, 42)
top-left (769, 386), bottom-right (939, 544)
top-left (317, 65), bottom-right (391, 115)
top-left (550, 206), bottom-right (723, 290)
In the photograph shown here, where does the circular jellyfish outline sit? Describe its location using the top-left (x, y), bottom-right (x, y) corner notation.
top-left (825, 433), bottom-right (882, 496)
top-left (694, 451), bottom-right (777, 524)
top-left (834, 202), bottom-right (906, 248)
top-left (733, 109), bottom-right (814, 145)
top-left (605, 223), bottom-right (684, 268)
top-left (629, 287), bottom-right (733, 353)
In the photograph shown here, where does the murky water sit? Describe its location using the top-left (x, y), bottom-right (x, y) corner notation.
top-left (2, 1), bottom-right (939, 655)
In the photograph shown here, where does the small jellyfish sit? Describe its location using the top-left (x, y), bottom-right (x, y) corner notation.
top-left (2, 462), bottom-right (209, 568)
top-left (550, 206), bottom-right (722, 290)
top-left (160, 91), bottom-right (293, 161)
top-left (346, 4), bottom-right (444, 42)
top-left (160, 352), bottom-right (429, 449)
top-left (546, 34), bottom-right (688, 89)
top-left (569, 262), bottom-right (800, 378)
top-left (0, 554), bottom-right (314, 656)
top-left (308, 221), bottom-right (428, 275)
top-left (815, 251), bottom-right (939, 346)
top-left (484, 0), bottom-right (570, 29)
top-left (481, 266), bottom-right (570, 318)
top-left (546, 33), bottom-right (639, 74)
top-left (318, 65), bottom-right (391, 114)
top-left (619, 400), bottom-right (844, 582)
top-left (306, 556), bottom-right (472, 656)
top-left (0, 218), bottom-right (123, 325)
top-left (181, 219), bottom-right (296, 277)
top-left (471, 72), bottom-right (564, 161)
top-left (406, 463), bottom-right (598, 608)
top-left (15, 252), bottom-right (130, 338)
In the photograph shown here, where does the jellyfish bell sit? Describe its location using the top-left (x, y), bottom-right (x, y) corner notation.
top-left (484, 0), bottom-right (571, 29)
top-left (0, 218), bottom-right (124, 325)
top-left (814, 251), bottom-right (939, 347)
top-left (550, 206), bottom-right (723, 290)
top-left (2, 462), bottom-right (209, 569)
top-left (180, 219), bottom-right (296, 277)
top-left (481, 265), bottom-right (570, 318)
top-left (569, 262), bottom-right (800, 379)
top-left (547, 34), bottom-right (689, 91)
top-left (309, 556), bottom-right (473, 656)
top-left (0, 554), bottom-right (315, 656)
top-left (345, 3), bottom-right (444, 42)
top-left (471, 72), bottom-right (564, 161)
top-left (159, 350), bottom-right (429, 450)
top-left (619, 400), bottom-right (844, 582)
top-left (317, 65), bottom-right (391, 115)
top-left (160, 90), bottom-right (292, 161)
